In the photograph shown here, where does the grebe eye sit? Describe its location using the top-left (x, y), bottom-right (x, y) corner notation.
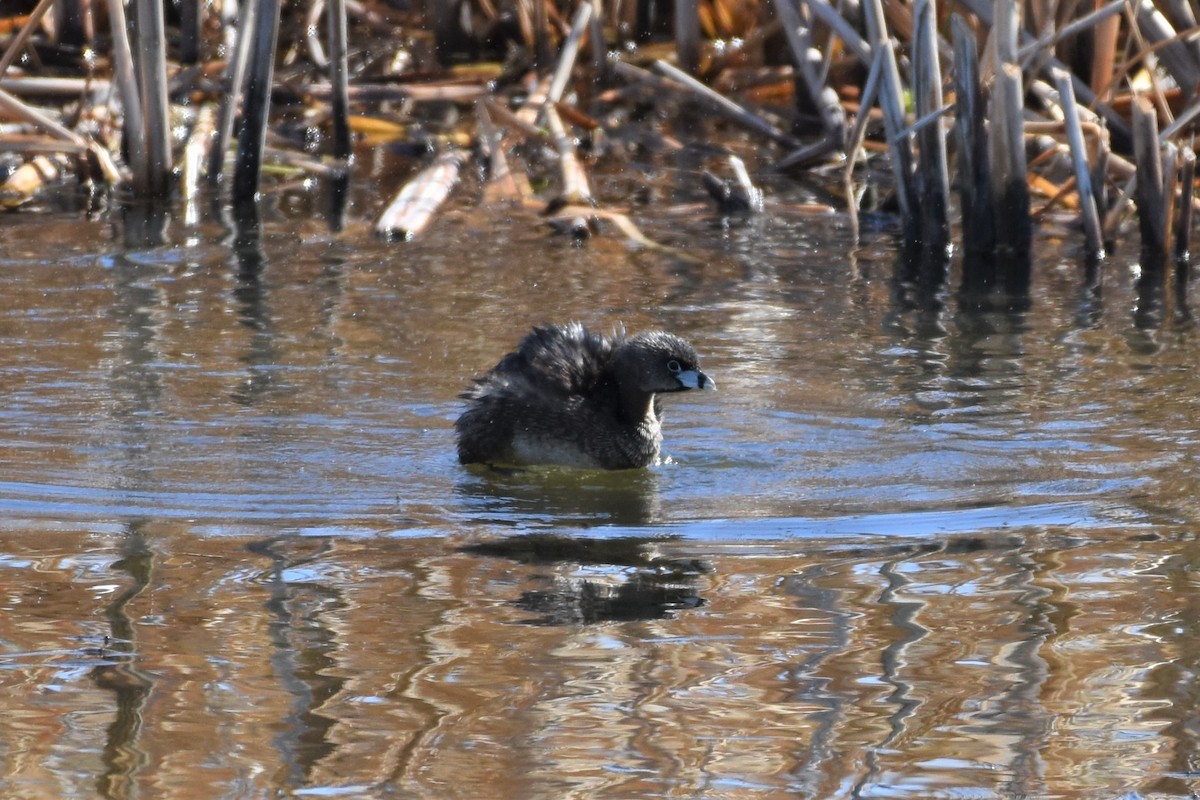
top-left (667, 360), bottom-right (682, 373)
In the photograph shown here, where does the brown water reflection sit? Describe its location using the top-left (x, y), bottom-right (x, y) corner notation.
top-left (4, 523), bottom-right (1200, 798)
top-left (2, 190), bottom-right (1200, 797)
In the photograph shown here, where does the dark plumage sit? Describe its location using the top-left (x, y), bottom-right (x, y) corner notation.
top-left (455, 323), bottom-right (715, 469)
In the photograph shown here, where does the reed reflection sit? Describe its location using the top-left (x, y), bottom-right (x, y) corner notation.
top-left (1073, 252), bottom-right (1105, 330)
top-left (855, 555), bottom-right (930, 796)
top-left (107, 240), bottom-right (168, 493)
top-left (886, 246), bottom-right (948, 346)
top-left (998, 546), bottom-right (1056, 799)
top-left (215, 207), bottom-right (285, 409)
top-left (93, 525), bottom-right (155, 800)
top-left (882, 248), bottom-right (1033, 423)
top-left (247, 535), bottom-right (344, 788)
top-left (120, 203), bottom-right (169, 251)
top-left (947, 300), bottom-right (1030, 417)
top-left (1134, 246), bottom-right (1168, 332)
top-left (957, 248), bottom-right (1033, 314)
top-left (1131, 245), bottom-right (1196, 335)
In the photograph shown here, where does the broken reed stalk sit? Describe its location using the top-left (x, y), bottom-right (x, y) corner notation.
top-left (588, 0), bottom-right (606, 82)
top-left (0, 86), bottom-right (98, 162)
top-left (1091, 0), bottom-right (1121, 96)
top-left (1133, 95), bottom-right (1168, 255)
top-left (2, 0), bottom-right (1197, 274)
top-left (1091, 122), bottom-right (1111, 245)
top-left (210, 0), bottom-right (259, 186)
top-left (675, 0), bottom-right (700, 75)
top-left (773, 0), bottom-right (846, 147)
top-left (326, 0), bottom-right (351, 161)
top-left (134, 0), bottom-right (172, 198)
top-left (989, 0), bottom-right (1032, 272)
top-left (0, 0), bottom-right (54, 77)
top-left (477, 102), bottom-right (534, 204)
top-left (911, 0), bottom-right (948, 256)
top-left (1017, 0), bottom-right (1125, 63)
top-left (651, 59), bottom-right (802, 148)
top-left (232, 0), bottom-right (282, 207)
top-left (1167, 0), bottom-right (1200, 55)
top-left (179, 0), bottom-right (202, 64)
top-left (1175, 147), bottom-right (1195, 299)
top-left (1168, 0), bottom-right (1200, 72)
top-left (951, 14), bottom-right (994, 262)
top-left (958, 0), bottom-right (1132, 145)
top-left (0, 77), bottom-right (106, 95)
top-left (839, 47), bottom-right (885, 238)
top-left (1175, 147), bottom-right (1194, 265)
top-left (546, 103), bottom-right (593, 204)
top-left (1133, 0), bottom-right (1200, 99)
top-left (1162, 143), bottom-right (1178, 254)
top-left (532, 0), bottom-right (551, 70)
top-left (803, 0), bottom-right (871, 63)
top-left (182, 104), bottom-right (216, 225)
top-left (104, 0), bottom-right (147, 190)
top-left (427, 0), bottom-right (458, 64)
top-left (548, 2), bottom-right (593, 105)
top-left (1052, 67), bottom-right (1104, 257)
top-left (54, 0), bottom-right (87, 46)
top-left (1159, 96), bottom-right (1200, 141)
top-left (862, 0), bottom-right (918, 239)
top-left (304, 82), bottom-right (485, 104)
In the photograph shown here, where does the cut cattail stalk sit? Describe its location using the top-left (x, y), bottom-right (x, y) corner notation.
top-left (375, 151), bottom-right (464, 240)
top-left (1052, 67), bottom-right (1104, 257)
top-left (1133, 95), bottom-right (1168, 255)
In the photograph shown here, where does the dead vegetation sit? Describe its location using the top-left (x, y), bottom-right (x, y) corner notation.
top-left (1, 0), bottom-right (1199, 288)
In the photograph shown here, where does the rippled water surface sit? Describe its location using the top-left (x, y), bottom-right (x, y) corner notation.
top-left (3, 190), bottom-right (1200, 798)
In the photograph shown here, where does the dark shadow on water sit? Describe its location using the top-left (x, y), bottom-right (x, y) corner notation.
top-left (120, 203), bottom-right (169, 250)
top-left (461, 533), bottom-right (710, 625)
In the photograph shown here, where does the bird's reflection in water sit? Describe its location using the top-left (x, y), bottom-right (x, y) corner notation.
top-left (461, 534), bottom-right (710, 625)
top-left (454, 464), bottom-right (663, 527)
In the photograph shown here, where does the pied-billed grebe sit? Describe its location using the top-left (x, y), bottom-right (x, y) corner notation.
top-left (456, 322), bottom-right (715, 469)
